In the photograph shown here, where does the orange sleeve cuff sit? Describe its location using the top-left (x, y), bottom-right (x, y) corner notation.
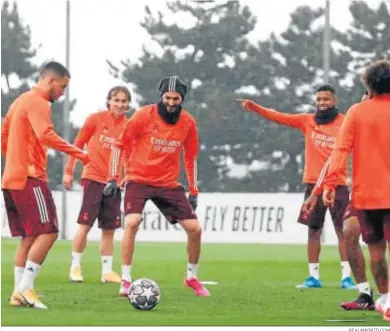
top-left (313, 186), bottom-right (323, 196)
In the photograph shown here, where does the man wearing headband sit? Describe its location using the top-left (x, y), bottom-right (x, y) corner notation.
top-left (104, 76), bottom-right (210, 297)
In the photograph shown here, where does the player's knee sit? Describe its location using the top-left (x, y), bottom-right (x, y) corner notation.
top-left (308, 227), bottom-right (322, 240)
top-left (46, 232), bottom-right (59, 242)
top-left (102, 229), bottom-right (115, 236)
top-left (184, 220), bottom-right (202, 237)
top-left (193, 224), bottom-right (202, 237)
top-left (368, 239), bottom-right (386, 261)
top-left (125, 214), bottom-right (142, 231)
top-left (343, 217), bottom-right (360, 242)
top-left (335, 227), bottom-right (344, 239)
top-left (78, 224), bottom-right (92, 235)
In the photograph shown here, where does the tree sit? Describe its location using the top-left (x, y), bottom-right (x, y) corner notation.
top-left (1, 1), bottom-right (37, 118)
top-left (108, 0), bottom-right (276, 192)
top-left (334, 1), bottom-right (390, 110)
top-left (1, 1), bottom-right (79, 188)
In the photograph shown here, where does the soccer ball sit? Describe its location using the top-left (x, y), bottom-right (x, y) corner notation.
top-left (128, 278), bottom-right (161, 310)
top-left (375, 295), bottom-right (386, 313)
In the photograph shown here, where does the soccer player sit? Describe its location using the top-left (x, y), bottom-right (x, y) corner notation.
top-left (62, 86), bottom-right (131, 283)
top-left (237, 85), bottom-right (355, 289)
top-left (302, 91), bottom-right (379, 310)
top-left (104, 75), bottom-right (210, 297)
top-left (321, 60), bottom-right (390, 320)
top-left (1, 61), bottom-right (90, 309)
top-left (302, 90), bottom-right (387, 310)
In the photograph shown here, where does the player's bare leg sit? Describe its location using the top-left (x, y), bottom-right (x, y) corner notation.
top-left (368, 240), bottom-right (388, 298)
top-left (297, 227), bottom-right (323, 288)
top-left (10, 236), bottom-right (36, 306)
top-left (69, 224), bottom-right (91, 282)
top-left (119, 213), bottom-right (142, 296)
top-left (100, 229), bottom-right (120, 283)
top-left (344, 217), bottom-right (366, 284)
top-left (14, 237), bottom-right (36, 290)
top-left (15, 232), bottom-right (58, 309)
top-left (367, 240), bottom-right (388, 296)
top-left (340, 217), bottom-right (375, 310)
top-left (308, 227), bottom-right (321, 265)
top-left (336, 228), bottom-right (348, 265)
top-left (335, 225), bottom-right (355, 288)
top-left (180, 218), bottom-right (210, 297)
top-left (382, 241), bottom-right (390, 320)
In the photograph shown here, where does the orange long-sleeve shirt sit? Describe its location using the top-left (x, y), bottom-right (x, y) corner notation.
top-left (1, 87), bottom-right (88, 190)
top-left (251, 104), bottom-right (347, 186)
top-left (64, 110), bottom-right (126, 184)
top-left (324, 94), bottom-right (390, 209)
top-left (108, 104), bottom-right (199, 195)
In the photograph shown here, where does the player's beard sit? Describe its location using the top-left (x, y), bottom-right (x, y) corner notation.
top-left (157, 101), bottom-right (182, 124)
top-left (314, 106), bottom-right (339, 125)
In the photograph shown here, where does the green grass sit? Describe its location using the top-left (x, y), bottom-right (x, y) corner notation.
top-left (1, 239), bottom-right (387, 326)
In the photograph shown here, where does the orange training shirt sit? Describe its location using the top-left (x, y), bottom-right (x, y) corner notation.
top-left (251, 104), bottom-right (347, 186)
top-left (1, 87), bottom-right (88, 190)
top-left (64, 110), bottom-right (126, 184)
top-left (108, 104), bottom-right (199, 195)
top-left (324, 94), bottom-right (390, 209)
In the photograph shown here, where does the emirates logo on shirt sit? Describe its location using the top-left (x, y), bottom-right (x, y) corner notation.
top-left (311, 131), bottom-right (336, 149)
top-left (99, 135), bottom-right (116, 149)
top-left (151, 136), bottom-right (181, 153)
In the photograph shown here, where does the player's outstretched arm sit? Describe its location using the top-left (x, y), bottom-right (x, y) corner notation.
top-left (237, 98), bottom-right (307, 130)
top-left (28, 102), bottom-right (89, 164)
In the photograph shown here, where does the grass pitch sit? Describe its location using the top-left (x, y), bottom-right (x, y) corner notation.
top-left (1, 239), bottom-right (387, 326)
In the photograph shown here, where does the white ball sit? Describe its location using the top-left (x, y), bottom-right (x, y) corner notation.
top-left (375, 294), bottom-right (387, 313)
top-left (128, 278), bottom-right (161, 310)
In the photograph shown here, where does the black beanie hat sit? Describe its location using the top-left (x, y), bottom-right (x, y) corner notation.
top-left (158, 75), bottom-right (187, 100)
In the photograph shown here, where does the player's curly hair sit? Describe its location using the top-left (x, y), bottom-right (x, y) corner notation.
top-left (316, 84), bottom-right (336, 94)
top-left (106, 86), bottom-right (131, 108)
top-left (362, 60), bottom-right (390, 95)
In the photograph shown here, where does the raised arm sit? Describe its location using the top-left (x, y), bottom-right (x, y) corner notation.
top-left (238, 99), bottom-right (307, 131)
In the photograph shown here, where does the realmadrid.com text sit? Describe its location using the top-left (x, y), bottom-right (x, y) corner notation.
top-left (349, 328), bottom-right (390, 331)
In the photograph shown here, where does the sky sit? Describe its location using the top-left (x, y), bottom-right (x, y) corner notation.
top-left (11, 0), bottom-right (388, 127)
